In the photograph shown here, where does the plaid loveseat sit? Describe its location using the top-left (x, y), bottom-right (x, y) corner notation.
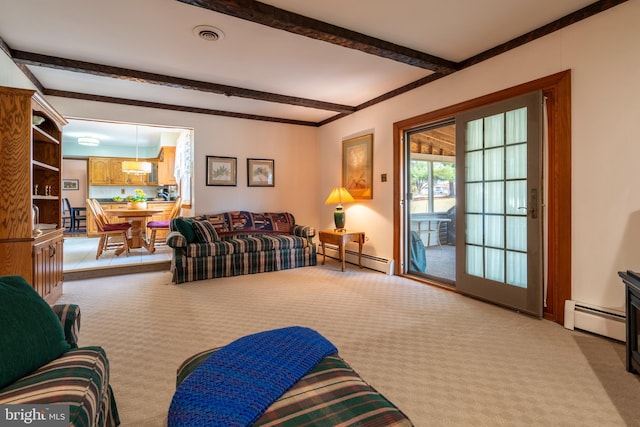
top-left (167, 211), bottom-right (316, 284)
top-left (0, 303), bottom-right (120, 427)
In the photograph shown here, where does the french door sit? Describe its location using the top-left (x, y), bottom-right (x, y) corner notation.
top-left (455, 91), bottom-right (543, 317)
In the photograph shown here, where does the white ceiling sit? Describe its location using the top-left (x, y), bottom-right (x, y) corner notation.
top-left (0, 0), bottom-right (601, 144)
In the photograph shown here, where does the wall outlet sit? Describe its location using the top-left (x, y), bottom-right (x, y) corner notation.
top-left (121, 188), bottom-right (125, 194)
top-left (381, 173), bottom-right (387, 182)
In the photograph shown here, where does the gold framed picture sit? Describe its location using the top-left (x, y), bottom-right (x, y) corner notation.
top-left (206, 156), bottom-right (237, 186)
top-left (342, 133), bottom-right (373, 199)
top-left (247, 158), bottom-right (274, 187)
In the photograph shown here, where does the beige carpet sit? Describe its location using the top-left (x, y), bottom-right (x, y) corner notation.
top-left (57, 261), bottom-right (640, 426)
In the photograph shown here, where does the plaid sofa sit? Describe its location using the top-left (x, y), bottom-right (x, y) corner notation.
top-left (0, 304), bottom-right (120, 427)
top-left (167, 211), bottom-right (316, 284)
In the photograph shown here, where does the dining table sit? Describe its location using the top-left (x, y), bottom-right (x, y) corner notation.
top-left (103, 208), bottom-right (163, 252)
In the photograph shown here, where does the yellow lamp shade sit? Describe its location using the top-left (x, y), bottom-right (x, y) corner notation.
top-left (122, 160), bottom-right (152, 174)
top-left (324, 187), bottom-right (355, 205)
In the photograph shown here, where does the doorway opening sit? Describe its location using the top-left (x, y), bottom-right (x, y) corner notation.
top-left (405, 121), bottom-right (456, 285)
top-left (61, 118), bottom-right (194, 278)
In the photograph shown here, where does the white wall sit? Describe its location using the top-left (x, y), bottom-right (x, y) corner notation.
top-left (62, 159), bottom-right (88, 207)
top-left (0, 50), bottom-right (34, 88)
top-left (318, 1), bottom-right (640, 312)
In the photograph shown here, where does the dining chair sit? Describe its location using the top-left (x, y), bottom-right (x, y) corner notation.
top-left (73, 204), bottom-right (87, 232)
top-left (91, 199), bottom-right (113, 224)
top-left (62, 198), bottom-right (74, 232)
top-left (146, 198), bottom-right (182, 253)
top-left (87, 199), bottom-right (131, 259)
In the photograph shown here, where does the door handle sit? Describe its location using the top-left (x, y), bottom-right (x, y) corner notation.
top-left (518, 189), bottom-right (538, 219)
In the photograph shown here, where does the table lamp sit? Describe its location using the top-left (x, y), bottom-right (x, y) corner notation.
top-left (324, 187), bottom-right (355, 231)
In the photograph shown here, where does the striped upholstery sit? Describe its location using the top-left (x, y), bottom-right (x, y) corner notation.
top-left (51, 304), bottom-right (81, 348)
top-left (0, 304), bottom-right (120, 427)
top-left (191, 220), bottom-right (219, 242)
top-left (176, 350), bottom-right (413, 427)
top-left (185, 234), bottom-right (309, 257)
top-left (168, 212), bottom-right (317, 284)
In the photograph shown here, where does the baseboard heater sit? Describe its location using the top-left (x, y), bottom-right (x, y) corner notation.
top-left (564, 300), bottom-right (626, 342)
top-left (321, 245), bottom-right (394, 275)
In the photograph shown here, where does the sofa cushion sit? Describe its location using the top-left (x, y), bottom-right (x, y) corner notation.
top-left (192, 220), bottom-right (219, 242)
top-left (185, 234), bottom-right (308, 257)
top-left (0, 276), bottom-right (70, 389)
top-left (173, 217), bottom-right (196, 243)
top-left (251, 212), bottom-right (294, 234)
top-left (201, 211), bottom-right (295, 236)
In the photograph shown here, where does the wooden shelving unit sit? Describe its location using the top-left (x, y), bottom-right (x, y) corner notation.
top-left (0, 86), bottom-right (67, 303)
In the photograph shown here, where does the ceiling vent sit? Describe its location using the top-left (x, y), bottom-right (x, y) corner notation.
top-left (193, 25), bottom-right (225, 42)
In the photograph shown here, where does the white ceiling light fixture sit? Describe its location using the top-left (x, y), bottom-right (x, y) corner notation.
top-left (122, 126), bottom-right (152, 175)
top-left (77, 137), bottom-right (100, 146)
top-left (193, 25), bottom-right (225, 42)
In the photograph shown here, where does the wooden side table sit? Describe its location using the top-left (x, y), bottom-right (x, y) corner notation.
top-left (319, 229), bottom-right (365, 272)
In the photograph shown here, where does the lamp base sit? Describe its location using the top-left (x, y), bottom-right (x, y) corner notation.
top-left (334, 207), bottom-right (346, 231)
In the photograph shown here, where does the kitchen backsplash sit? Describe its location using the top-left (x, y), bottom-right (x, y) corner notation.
top-left (89, 185), bottom-right (159, 200)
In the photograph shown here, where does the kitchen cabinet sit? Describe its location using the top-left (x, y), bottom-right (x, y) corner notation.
top-left (89, 157), bottom-right (158, 185)
top-left (32, 233), bottom-right (64, 300)
top-left (108, 158), bottom-right (128, 184)
top-left (158, 146), bottom-right (176, 185)
top-left (0, 86), bottom-right (66, 303)
top-left (89, 157), bottom-right (111, 185)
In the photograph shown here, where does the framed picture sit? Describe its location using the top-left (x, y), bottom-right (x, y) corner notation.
top-left (62, 179), bottom-right (79, 191)
top-left (342, 133), bottom-right (373, 199)
top-left (206, 156), bottom-right (237, 186)
top-left (247, 158), bottom-right (274, 187)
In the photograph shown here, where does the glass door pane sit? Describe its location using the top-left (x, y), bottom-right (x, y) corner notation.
top-left (455, 91), bottom-right (543, 317)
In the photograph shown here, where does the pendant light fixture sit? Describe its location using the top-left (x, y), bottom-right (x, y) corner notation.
top-left (122, 126), bottom-right (152, 174)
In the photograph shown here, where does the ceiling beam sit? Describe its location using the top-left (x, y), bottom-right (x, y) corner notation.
top-left (176, 0), bottom-right (458, 74)
top-left (11, 50), bottom-right (355, 114)
top-left (44, 89), bottom-right (318, 127)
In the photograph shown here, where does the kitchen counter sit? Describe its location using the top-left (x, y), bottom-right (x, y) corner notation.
top-left (93, 198), bottom-right (177, 203)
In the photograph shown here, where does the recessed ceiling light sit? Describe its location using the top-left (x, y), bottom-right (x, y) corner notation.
top-left (78, 137), bottom-right (100, 146)
top-left (193, 25), bottom-right (225, 42)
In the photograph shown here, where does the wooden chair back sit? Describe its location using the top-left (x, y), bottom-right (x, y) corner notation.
top-left (87, 199), bottom-right (108, 232)
top-left (168, 198), bottom-right (182, 220)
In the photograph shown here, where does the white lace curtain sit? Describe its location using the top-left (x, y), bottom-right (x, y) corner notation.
top-left (174, 130), bottom-right (193, 204)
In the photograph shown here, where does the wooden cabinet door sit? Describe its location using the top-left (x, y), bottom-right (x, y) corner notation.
top-left (89, 157), bottom-right (111, 185)
top-left (127, 172), bottom-right (147, 185)
top-left (32, 231), bottom-right (63, 303)
top-left (109, 159), bottom-right (128, 185)
top-left (158, 146), bottom-right (176, 185)
top-left (146, 161), bottom-right (158, 185)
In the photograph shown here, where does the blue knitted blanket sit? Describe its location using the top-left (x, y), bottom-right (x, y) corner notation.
top-left (168, 326), bottom-right (338, 427)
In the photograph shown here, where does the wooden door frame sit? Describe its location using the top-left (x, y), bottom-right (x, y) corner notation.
top-left (393, 70), bottom-right (571, 324)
